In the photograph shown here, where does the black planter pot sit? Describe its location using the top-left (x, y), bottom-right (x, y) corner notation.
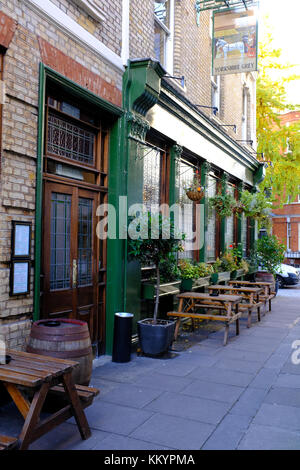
top-left (137, 319), bottom-right (176, 356)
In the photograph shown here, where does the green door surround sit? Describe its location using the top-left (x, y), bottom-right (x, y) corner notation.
top-left (34, 63), bottom-right (124, 356)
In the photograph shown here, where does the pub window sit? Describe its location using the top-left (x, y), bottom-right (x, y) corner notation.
top-left (142, 139), bottom-right (169, 212)
top-left (224, 184), bottom-right (236, 250)
top-left (178, 159), bottom-right (200, 260)
top-left (241, 213), bottom-right (248, 257)
top-left (206, 175), bottom-right (218, 261)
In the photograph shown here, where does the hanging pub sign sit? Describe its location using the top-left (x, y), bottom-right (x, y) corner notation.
top-left (212, 7), bottom-right (258, 76)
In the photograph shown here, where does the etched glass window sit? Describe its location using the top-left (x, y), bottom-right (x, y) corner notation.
top-left (241, 214), bottom-right (248, 257)
top-left (225, 185), bottom-right (235, 249)
top-left (143, 148), bottom-right (161, 212)
top-left (206, 176), bottom-right (217, 261)
top-left (50, 193), bottom-right (71, 290)
top-left (47, 111), bottom-right (95, 165)
top-left (78, 198), bottom-right (93, 286)
top-left (178, 161), bottom-right (195, 259)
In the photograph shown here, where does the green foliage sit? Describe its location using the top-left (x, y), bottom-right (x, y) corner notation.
top-left (128, 212), bottom-right (185, 322)
top-left (212, 258), bottom-right (222, 273)
top-left (178, 259), bottom-right (196, 280)
top-left (254, 235), bottom-right (286, 276)
top-left (178, 260), bottom-right (213, 280)
top-left (220, 250), bottom-right (239, 273)
top-left (159, 258), bottom-right (180, 283)
top-left (194, 262), bottom-right (214, 278)
top-left (257, 27), bottom-right (300, 202)
top-left (209, 193), bottom-right (237, 218)
top-left (240, 190), bottom-right (272, 224)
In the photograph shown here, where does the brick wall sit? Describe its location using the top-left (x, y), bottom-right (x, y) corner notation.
top-left (0, 0), bottom-right (124, 350)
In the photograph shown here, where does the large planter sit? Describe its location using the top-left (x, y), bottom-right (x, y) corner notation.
top-left (180, 278), bottom-right (193, 292)
top-left (218, 271), bottom-right (231, 283)
top-left (230, 269), bottom-right (244, 280)
top-left (142, 281), bottom-right (181, 300)
top-left (210, 273), bottom-right (219, 284)
top-left (137, 319), bottom-right (176, 356)
top-left (181, 276), bottom-right (211, 292)
top-left (255, 271), bottom-right (275, 292)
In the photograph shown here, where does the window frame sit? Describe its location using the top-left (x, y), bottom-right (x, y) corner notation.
top-left (154, 0), bottom-right (174, 73)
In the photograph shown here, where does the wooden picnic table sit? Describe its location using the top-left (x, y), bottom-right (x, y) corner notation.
top-left (0, 350), bottom-right (93, 450)
top-left (228, 280), bottom-right (275, 311)
top-left (208, 284), bottom-right (264, 327)
top-left (167, 292), bottom-right (243, 346)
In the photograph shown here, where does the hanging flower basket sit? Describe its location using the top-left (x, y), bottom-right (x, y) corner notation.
top-left (186, 188), bottom-right (205, 202)
top-left (183, 176), bottom-right (204, 202)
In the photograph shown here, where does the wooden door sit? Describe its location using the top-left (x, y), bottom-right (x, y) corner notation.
top-left (42, 182), bottom-right (99, 343)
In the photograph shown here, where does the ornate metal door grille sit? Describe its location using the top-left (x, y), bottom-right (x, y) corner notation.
top-left (47, 111), bottom-right (95, 165)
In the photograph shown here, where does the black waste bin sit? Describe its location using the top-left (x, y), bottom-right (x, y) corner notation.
top-left (112, 312), bottom-right (134, 363)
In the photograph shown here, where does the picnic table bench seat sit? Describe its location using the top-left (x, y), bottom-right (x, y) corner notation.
top-left (0, 435), bottom-right (18, 450)
top-left (167, 309), bottom-right (242, 346)
top-left (49, 384), bottom-right (99, 407)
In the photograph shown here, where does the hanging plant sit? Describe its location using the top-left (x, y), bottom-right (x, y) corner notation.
top-left (183, 177), bottom-right (205, 202)
top-left (209, 192), bottom-right (237, 217)
top-left (233, 200), bottom-right (245, 215)
top-left (240, 190), bottom-right (272, 223)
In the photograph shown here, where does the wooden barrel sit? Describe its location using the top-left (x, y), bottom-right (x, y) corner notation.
top-left (26, 319), bottom-right (93, 386)
top-left (255, 271), bottom-right (275, 291)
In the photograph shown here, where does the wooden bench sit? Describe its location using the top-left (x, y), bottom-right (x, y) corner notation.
top-left (167, 309), bottom-right (242, 346)
top-left (49, 384), bottom-right (99, 408)
top-left (0, 435), bottom-right (18, 451)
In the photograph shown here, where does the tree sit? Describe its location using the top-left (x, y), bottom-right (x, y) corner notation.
top-left (257, 25), bottom-right (300, 203)
top-left (128, 212), bottom-right (184, 324)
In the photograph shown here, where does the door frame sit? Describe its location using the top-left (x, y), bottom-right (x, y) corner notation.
top-left (34, 64), bottom-right (123, 354)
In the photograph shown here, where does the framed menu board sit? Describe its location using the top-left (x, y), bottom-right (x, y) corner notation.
top-left (11, 221), bottom-right (31, 258)
top-left (10, 260), bottom-right (30, 296)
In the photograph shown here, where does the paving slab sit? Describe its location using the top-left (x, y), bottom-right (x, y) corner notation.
top-left (181, 379), bottom-right (244, 405)
top-left (202, 414), bottom-right (252, 450)
top-left (98, 383), bottom-right (164, 409)
top-left (144, 391), bottom-right (231, 425)
top-left (188, 365), bottom-right (255, 387)
top-left (249, 367), bottom-right (279, 390)
top-left (252, 403), bottom-right (300, 432)
top-left (79, 401), bottom-right (154, 436)
top-left (130, 414), bottom-right (215, 450)
top-left (229, 387), bottom-right (268, 418)
top-left (238, 424), bottom-right (300, 450)
top-left (264, 386), bottom-right (300, 408)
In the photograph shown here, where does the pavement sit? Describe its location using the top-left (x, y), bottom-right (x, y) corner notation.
top-left (2, 286), bottom-right (300, 450)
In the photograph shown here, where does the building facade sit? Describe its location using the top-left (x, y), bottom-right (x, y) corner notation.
top-left (0, 0), bottom-right (262, 355)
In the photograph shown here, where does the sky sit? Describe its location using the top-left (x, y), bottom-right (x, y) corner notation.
top-left (259, 0), bottom-right (300, 105)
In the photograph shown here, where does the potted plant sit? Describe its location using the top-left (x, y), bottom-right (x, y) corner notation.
top-left (193, 262), bottom-right (214, 287)
top-left (254, 234), bottom-right (286, 292)
top-left (178, 259), bottom-right (196, 291)
top-left (183, 176), bottom-right (205, 202)
top-left (211, 258), bottom-right (222, 284)
top-left (219, 250), bottom-right (240, 280)
top-left (209, 192), bottom-right (237, 218)
top-left (128, 212), bottom-right (185, 355)
top-left (178, 260), bottom-right (213, 291)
